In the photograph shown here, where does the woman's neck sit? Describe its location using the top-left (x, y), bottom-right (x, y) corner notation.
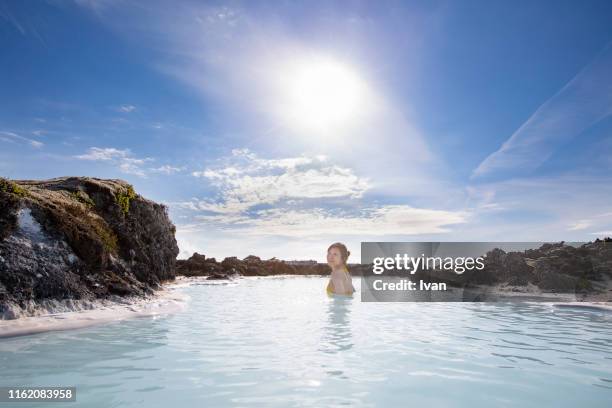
top-left (332, 265), bottom-right (347, 273)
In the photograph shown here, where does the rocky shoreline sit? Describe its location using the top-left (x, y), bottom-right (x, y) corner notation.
top-left (0, 177), bottom-right (178, 319)
top-left (0, 288), bottom-right (188, 338)
top-left (175, 253), bottom-right (369, 279)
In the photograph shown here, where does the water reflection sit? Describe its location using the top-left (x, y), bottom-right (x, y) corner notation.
top-left (320, 296), bottom-right (354, 353)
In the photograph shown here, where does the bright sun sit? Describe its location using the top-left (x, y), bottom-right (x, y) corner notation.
top-left (278, 56), bottom-right (367, 135)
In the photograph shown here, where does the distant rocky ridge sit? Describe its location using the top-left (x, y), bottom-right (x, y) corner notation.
top-left (178, 241), bottom-right (612, 301)
top-left (0, 177), bottom-right (178, 319)
top-left (176, 253), bottom-right (369, 278)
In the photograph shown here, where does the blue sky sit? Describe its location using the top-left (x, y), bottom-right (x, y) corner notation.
top-left (2, 0), bottom-right (612, 261)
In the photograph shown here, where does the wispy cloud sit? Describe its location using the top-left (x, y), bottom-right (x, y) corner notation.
top-left (174, 203), bottom-right (469, 261)
top-left (590, 231), bottom-right (612, 237)
top-left (566, 211), bottom-right (612, 233)
top-left (75, 147), bottom-right (153, 177)
top-left (0, 3), bottom-right (25, 35)
top-left (0, 2), bottom-right (47, 45)
top-left (460, 173), bottom-right (612, 241)
top-left (180, 205), bottom-right (468, 238)
top-left (116, 104), bottom-right (136, 113)
top-left (150, 164), bottom-right (185, 174)
top-left (74, 147), bottom-right (185, 177)
top-left (118, 159), bottom-right (151, 177)
top-left (568, 220), bottom-right (592, 231)
top-left (75, 147), bottom-right (129, 161)
top-left (72, 0), bottom-right (119, 14)
top-left (473, 43), bottom-right (612, 179)
top-left (0, 131), bottom-right (44, 148)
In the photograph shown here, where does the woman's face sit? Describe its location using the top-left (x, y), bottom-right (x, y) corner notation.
top-left (327, 247), bottom-right (344, 269)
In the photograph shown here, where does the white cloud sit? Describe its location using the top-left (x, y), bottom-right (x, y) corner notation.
top-left (75, 147), bottom-right (129, 161)
top-left (590, 231), bottom-right (612, 237)
top-left (75, 147), bottom-right (153, 177)
top-left (117, 104), bottom-right (136, 113)
top-left (150, 165), bottom-right (185, 174)
top-left (566, 211), bottom-right (612, 233)
top-left (183, 206), bottom-right (468, 238)
top-left (118, 158), bottom-right (152, 177)
top-left (75, 147), bottom-right (185, 178)
top-left (568, 220), bottom-right (592, 231)
top-left (172, 148), bottom-right (470, 259)
top-left (0, 131), bottom-right (44, 148)
top-left (189, 149), bottom-right (370, 213)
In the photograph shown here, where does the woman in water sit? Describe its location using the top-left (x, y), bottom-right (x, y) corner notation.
top-left (326, 242), bottom-right (356, 296)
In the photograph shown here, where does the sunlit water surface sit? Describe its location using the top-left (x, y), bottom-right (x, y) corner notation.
top-left (1, 277), bottom-right (611, 407)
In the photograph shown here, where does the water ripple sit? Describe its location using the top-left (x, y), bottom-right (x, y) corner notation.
top-left (0, 277), bottom-right (610, 407)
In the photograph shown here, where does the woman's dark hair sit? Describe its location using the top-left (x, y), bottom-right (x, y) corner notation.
top-left (328, 242), bottom-right (351, 266)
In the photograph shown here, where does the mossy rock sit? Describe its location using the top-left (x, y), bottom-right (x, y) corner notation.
top-left (0, 178), bottom-right (28, 197)
top-left (0, 178), bottom-right (26, 239)
top-left (70, 190), bottom-right (95, 208)
top-left (115, 185), bottom-right (136, 215)
top-left (1, 177), bottom-right (179, 308)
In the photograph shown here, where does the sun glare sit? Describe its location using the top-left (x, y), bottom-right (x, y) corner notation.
top-left (278, 56), bottom-right (368, 135)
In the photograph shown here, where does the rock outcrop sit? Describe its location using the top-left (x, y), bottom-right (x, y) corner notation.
top-left (0, 177), bottom-right (179, 319)
top-left (461, 241), bottom-right (612, 297)
top-left (176, 253), bottom-right (365, 278)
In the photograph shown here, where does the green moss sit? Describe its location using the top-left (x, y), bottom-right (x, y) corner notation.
top-left (70, 190), bottom-right (95, 208)
top-left (0, 178), bottom-right (28, 197)
top-left (95, 223), bottom-right (119, 252)
top-left (116, 185), bottom-right (136, 215)
top-left (63, 203), bottom-right (118, 253)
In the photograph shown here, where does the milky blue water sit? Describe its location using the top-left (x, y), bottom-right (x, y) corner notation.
top-left (1, 276), bottom-right (611, 407)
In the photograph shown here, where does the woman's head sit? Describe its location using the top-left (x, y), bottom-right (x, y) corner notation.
top-left (327, 242), bottom-right (350, 269)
